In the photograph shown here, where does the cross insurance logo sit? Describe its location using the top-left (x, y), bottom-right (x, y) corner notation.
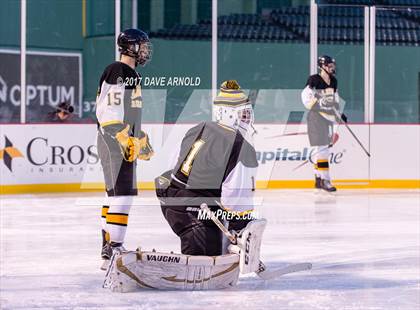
top-left (0, 136), bottom-right (24, 172)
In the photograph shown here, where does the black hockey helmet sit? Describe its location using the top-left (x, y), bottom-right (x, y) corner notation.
top-left (117, 28), bottom-right (152, 66)
top-left (318, 55), bottom-right (336, 75)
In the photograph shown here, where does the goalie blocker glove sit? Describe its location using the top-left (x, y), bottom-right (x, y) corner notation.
top-left (227, 219), bottom-right (267, 275)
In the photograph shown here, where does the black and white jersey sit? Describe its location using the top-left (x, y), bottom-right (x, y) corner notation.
top-left (171, 121), bottom-right (258, 214)
top-left (301, 74), bottom-right (339, 122)
top-left (96, 61), bottom-right (143, 136)
top-left (306, 74), bottom-right (338, 92)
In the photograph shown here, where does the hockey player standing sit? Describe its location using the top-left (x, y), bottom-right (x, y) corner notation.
top-left (96, 29), bottom-right (154, 268)
top-left (301, 55), bottom-right (347, 192)
top-left (155, 80), bottom-right (260, 256)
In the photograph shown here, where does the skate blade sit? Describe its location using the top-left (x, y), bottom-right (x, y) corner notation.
top-left (100, 259), bottom-right (110, 271)
top-left (315, 188), bottom-right (337, 195)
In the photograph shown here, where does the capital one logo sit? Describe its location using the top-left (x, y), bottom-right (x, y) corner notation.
top-left (0, 136), bottom-right (24, 172)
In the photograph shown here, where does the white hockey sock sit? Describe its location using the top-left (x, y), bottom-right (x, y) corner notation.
top-left (101, 194), bottom-right (110, 232)
top-left (313, 164), bottom-right (321, 178)
top-left (101, 205), bottom-right (109, 231)
top-left (106, 196), bottom-right (133, 245)
top-left (315, 145), bottom-right (331, 180)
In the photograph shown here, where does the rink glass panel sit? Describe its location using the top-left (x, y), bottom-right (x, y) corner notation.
top-left (0, 0), bottom-right (21, 123)
top-left (217, 1), bottom-right (310, 124)
top-left (1, 1), bottom-right (419, 124)
top-left (317, 5), bottom-right (365, 123)
top-left (374, 7), bottom-right (420, 124)
top-left (140, 0), bottom-right (212, 123)
top-left (27, 0), bottom-right (83, 123)
top-left (0, 0), bottom-right (89, 123)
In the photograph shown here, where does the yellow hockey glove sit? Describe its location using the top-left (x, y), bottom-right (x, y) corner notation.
top-left (115, 125), bottom-right (141, 162)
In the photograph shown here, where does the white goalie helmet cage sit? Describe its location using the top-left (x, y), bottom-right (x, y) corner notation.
top-left (214, 104), bottom-right (254, 132)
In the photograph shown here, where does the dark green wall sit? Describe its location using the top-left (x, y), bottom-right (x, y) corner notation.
top-left (0, 0), bottom-right (82, 49)
top-left (138, 0), bottom-right (151, 31)
top-left (0, 0), bottom-right (418, 123)
top-left (86, 0), bottom-right (114, 37)
top-left (81, 38), bottom-right (419, 123)
top-left (27, 0), bottom-right (83, 49)
top-left (375, 45), bottom-right (420, 123)
top-left (164, 0), bottom-right (181, 28)
top-left (83, 36), bottom-right (115, 101)
top-left (0, 0), bottom-right (20, 47)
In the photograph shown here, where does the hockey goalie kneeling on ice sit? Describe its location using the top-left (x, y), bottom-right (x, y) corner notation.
top-left (103, 217), bottom-right (266, 292)
top-left (103, 80), bottom-right (267, 291)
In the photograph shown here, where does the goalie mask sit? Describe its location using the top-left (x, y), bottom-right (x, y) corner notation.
top-left (117, 28), bottom-right (152, 66)
top-left (214, 80), bottom-right (255, 135)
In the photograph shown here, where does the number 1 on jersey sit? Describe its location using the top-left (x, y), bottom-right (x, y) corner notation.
top-left (181, 139), bottom-right (205, 176)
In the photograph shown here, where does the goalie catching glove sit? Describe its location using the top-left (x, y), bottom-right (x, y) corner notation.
top-left (115, 125), bottom-right (154, 162)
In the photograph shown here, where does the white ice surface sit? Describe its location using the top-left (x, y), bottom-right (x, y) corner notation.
top-left (1, 189), bottom-right (419, 310)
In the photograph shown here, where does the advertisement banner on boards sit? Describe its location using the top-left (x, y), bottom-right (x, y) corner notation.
top-left (0, 50), bottom-right (82, 123)
top-left (0, 123), bottom-right (418, 189)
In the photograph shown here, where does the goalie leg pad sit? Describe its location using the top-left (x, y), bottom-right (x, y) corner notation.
top-left (104, 249), bottom-right (239, 291)
top-left (235, 218), bottom-right (267, 274)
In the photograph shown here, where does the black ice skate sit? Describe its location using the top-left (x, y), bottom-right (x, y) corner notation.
top-left (100, 243), bottom-right (113, 270)
top-left (110, 242), bottom-right (127, 254)
top-left (101, 242), bottom-right (113, 260)
top-left (100, 229), bottom-right (112, 270)
top-left (320, 179), bottom-right (337, 192)
top-left (315, 176), bottom-right (321, 189)
top-left (101, 243), bottom-right (127, 271)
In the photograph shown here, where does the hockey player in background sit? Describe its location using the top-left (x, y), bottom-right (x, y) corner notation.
top-left (155, 80), bottom-right (262, 257)
top-left (96, 28), bottom-right (154, 269)
top-left (301, 55), bottom-right (347, 192)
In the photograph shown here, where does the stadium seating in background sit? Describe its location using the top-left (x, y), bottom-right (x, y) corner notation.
top-left (150, 3), bottom-right (420, 46)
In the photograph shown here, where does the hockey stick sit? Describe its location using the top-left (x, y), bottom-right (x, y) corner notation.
top-left (256, 262), bottom-right (313, 281)
top-left (332, 107), bottom-right (371, 157)
top-left (266, 132), bottom-right (308, 139)
top-left (201, 203), bottom-right (237, 243)
top-left (200, 204), bottom-right (312, 280)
